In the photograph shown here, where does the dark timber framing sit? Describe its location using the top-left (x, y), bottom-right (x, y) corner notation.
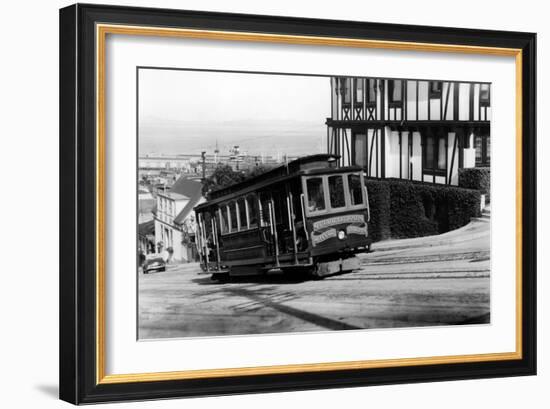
top-left (326, 76), bottom-right (491, 185)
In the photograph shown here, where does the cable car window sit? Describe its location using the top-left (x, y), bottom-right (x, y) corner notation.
top-left (237, 197), bottom-right (247, 229)
top-left (348, 174), bottom-right (364, 206)
top-left (306, 177), bottom-right (326, 212)
top-left (292, 191), bottom-right (303, 221)
top-left (288, 180), bottom-right (303, 221)
top-left (272, 187), bottom-right (288, 225)
top-left (202, 212), bottom-right (212, 237)
top-left (229, 202), bottom-right (238, 232)
top-left (328, 175), bottom-right (346, 209)
top-left (219, 208), bottom-right (228, 234)
top-left (259, 193), bottom-right (271, 226)
top-left (246, 195), bottom-right (258, 227)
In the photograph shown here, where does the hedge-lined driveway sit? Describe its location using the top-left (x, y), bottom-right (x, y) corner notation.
top-left (138, 218), bottom-right (490, 339)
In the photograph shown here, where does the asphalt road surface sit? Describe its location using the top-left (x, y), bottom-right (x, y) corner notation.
top-left (138, 217), bottom-right (490, 339)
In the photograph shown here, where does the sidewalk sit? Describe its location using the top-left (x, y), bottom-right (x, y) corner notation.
top-left (370, 210), bottom-right (490, 254)
top-left (356, 214), bottom-right (491, 280)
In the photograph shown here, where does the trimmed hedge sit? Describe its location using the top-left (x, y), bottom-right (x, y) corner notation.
top-left (364, 179), bottom-right (391, 241)
top-left (366, 178), bottom-right (481, 241)
top-left (458, 167), bottom-right (490, 202)
top-left (388, 181), bottom-right (439, 238)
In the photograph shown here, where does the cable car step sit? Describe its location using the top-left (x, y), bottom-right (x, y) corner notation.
top-left (315, 257), bottom-right (361, 278)
top-left (262, 263), bottom-right (313, 275)
top-left (198, 268), bottom-right (230, 275)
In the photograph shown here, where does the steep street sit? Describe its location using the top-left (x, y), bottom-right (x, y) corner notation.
top-left (138, 214), bottom-right (490, 339)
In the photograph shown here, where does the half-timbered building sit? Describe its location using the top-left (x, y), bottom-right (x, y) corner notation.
top-left (326, 77), bottom-right (490, 185)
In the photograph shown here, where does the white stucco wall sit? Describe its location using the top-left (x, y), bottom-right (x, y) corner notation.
top-left (174, 198), bottom-right (189, 216)
top-left (443, 82), bottom-right (455, 121)
top-left (463, 148), bottom-right (476, 169)
top-left (381, 129), bottom-right (476, 186)
top-left (417, 81), bottom-right (429, 120)
top-left (458, 83), bottom-right (471, 121)
top-left (385, 130), bottom-right (400, 178)
top-left (406, 81), bottom-right (416, 121)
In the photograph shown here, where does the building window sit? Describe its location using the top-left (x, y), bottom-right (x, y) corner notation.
top-left (338, 77), bottom-right (351, 105)
top-left (429, 81), bottom-right (442, 98)
top-left (474, 135), bottom-right (491, 166)
top-left (423, 134), bottom-right (446, 174)
top-left (480, 83), bottom-right (490, 107)
top-left (354, 78), bottom-right (363, 104)
top-left (366, 79), bottom-right (377, 105)
top-left (388, 80), bottom-right (403, 105)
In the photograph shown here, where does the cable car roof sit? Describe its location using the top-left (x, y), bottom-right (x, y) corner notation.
top-left (195, 154), bottom-right (363, 211)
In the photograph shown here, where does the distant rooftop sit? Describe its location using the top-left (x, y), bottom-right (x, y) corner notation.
top-left (160, 192), bottom-right (189, 201)
top-left (155, 176), bottom-right (205, 225)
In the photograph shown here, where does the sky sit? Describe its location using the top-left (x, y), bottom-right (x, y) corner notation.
top-left (138, 68), bottom-right (332, 157)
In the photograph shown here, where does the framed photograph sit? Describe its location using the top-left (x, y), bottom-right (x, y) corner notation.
top-left (59, 3), bottom-right (536, 404)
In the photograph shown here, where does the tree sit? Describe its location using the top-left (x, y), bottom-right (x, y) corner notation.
top-left (201, 163), bottom-right (277, 198)
top-left (246, 164), bottom-right (274, 178)
top-left (201, 164), bottom-right (245, 197)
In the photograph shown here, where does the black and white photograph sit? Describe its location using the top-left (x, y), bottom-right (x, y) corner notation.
top-left (137, 68), bottom-right (492, 339)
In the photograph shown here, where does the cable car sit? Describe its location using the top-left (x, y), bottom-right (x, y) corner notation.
top-left (194, 154), bottom-right (371, 280)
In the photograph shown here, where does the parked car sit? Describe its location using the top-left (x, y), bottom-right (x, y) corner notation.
top-left (142, 253), bottom-right (166, 274)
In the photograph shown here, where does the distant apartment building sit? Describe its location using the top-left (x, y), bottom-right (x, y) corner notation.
top-left (326, 77), bottom-right (490, 185)
top-left (140, 153), bottom-right (297, 180)
top-left (153, 176), bottom-right (205, 262)
top-left (138, 188), bottom-right (156, 223)
top-left (139, 155), bottom-right (192, 171)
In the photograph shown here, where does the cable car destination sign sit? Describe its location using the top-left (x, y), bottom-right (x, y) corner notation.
top-left (311, 214), bottom-right (368, 246)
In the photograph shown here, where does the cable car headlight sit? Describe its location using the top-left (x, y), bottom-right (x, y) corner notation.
top-left (337, 230), bottom-right (346, 240)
